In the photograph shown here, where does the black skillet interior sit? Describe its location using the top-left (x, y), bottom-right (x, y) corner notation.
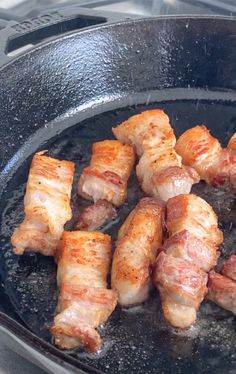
top-left (0, 15), bottom-right (236, 374)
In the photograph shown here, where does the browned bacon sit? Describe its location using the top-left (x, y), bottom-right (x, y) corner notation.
top-left (153, 194), bottom-right (223, 329)
top-left (11, 151), bottom-right (75, 256)
top-left (78, 140), bottom-right (134, 206)
top-left (112, 110), bottom-right (199, 201)
top-left (166, 194), bottom-right (223, 249)
top-left (228, 133), bottom-right (236, 150)
top-left (111, 198), bottom-right (163, 306)
top-left (221, 254), bottom-right (236, 282)
top-left (75, 200), bottom-right (117, 231)
top-left (162, 230), bottom-right (219, 273)
top-left (51, 231), bottom-right (117, 352)
top-left (154, 252), bottom-right (207, 329)
top-left (207, 271), bottom-right (236, 315)
top-left (176, 125), bottom-right (236, 193)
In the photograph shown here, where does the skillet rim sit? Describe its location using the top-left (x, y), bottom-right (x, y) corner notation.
top-left (1, 14), bottom-right (236, 71)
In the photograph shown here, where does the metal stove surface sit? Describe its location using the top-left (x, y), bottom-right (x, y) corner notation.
top-left (1, 0), bottom-right (236, 22)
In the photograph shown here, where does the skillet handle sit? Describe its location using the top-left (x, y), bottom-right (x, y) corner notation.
top-left (0, 6), bottom-right (136, 67)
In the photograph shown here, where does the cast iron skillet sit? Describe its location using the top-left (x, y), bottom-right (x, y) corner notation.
top-left (0, 7), bottom-right (236, 373)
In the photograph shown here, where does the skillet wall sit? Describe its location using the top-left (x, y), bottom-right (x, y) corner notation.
top-left (0, 17), bottom-right (236, 191)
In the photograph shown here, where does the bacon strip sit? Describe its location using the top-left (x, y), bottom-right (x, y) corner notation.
top-left (221, 254), bottom-right (236, 282)
top-left (207, 271), bottom-right (236, 315)
top-left (75, 200), bottom-right (117, 231)
top-left (155, 252), bottom-right (207, 329)
top-left (166, 194), bottom-right (223, 249)
top-left (207, 254), bottom-right (236, 315)
top-left (111, 198), bottom-right (163, 306)
top-left (11, 151), bottom-right (75, 256)
top-left (153, 194), bottom-right (223, 329)
top-left (78, 140), bottom-right (135, 206)
top-left (176, 125), bottom-right (236, 193)
top-left (51, 231), bottom-right (117, 352)
top-left (162, 230), bottom-right (219, 273)
top-left (112, 110), bottom-right (199, 201)
top-left (228, 133), bottom-right (236, 150)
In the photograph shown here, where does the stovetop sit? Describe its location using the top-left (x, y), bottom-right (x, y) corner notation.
top-left (1, 0), bottom-right (236, 23)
